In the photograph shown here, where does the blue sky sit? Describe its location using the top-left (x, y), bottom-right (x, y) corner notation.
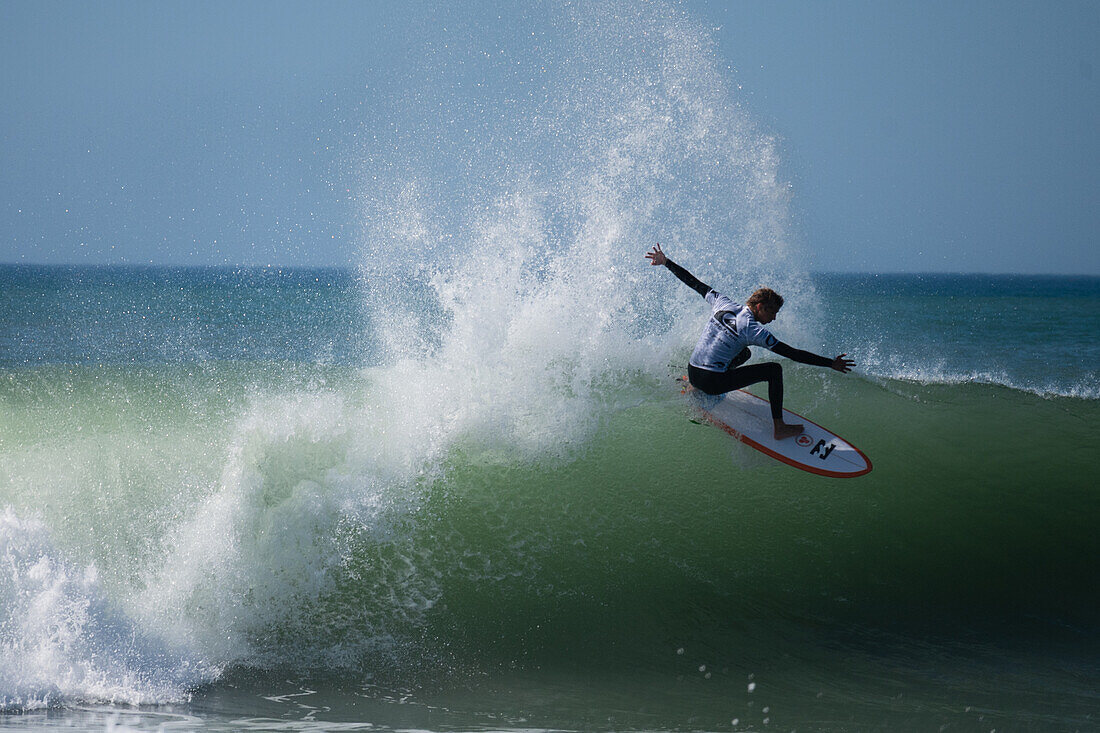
top-left (1, 0), bottom-right (1097, 273)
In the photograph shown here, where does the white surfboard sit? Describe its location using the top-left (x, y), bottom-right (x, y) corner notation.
top-left (681, 380), bottom-right (872, 478)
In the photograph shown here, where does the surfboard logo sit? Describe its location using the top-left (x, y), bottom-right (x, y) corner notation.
top-left (810, 439), bottom-right (836, 460)
top-left (796, 435), bottom-right (813, 447)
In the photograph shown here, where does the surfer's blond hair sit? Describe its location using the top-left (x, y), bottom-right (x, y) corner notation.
top-left (746, 287), bottom-right (784, 311)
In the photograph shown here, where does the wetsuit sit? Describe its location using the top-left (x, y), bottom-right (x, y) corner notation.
top-left (664, 258), bottom-right (832, 420)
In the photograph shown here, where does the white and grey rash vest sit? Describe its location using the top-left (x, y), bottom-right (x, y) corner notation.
top-left (688, 291), bottom-right (779, 372)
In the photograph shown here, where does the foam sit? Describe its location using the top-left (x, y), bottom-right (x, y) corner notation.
top-left (0, 507), bottom-right (212, 712)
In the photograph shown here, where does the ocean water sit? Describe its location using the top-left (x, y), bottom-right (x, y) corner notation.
top-left (2, 265), bottom-right (1097, 732)
top-left (3, 3), bottom-right (1099, 731)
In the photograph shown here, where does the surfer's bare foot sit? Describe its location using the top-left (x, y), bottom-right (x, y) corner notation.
top-left (773, 421), bottom-right (804, 440)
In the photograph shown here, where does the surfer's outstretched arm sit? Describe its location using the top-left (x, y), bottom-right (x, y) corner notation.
top-left (772, 342), bottom-right (855, 373)
top-left (645, 244), bottom-right (712, 298)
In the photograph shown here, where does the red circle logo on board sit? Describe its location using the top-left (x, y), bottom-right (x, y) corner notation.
top-left (796, 435), bottom-right (813, 447)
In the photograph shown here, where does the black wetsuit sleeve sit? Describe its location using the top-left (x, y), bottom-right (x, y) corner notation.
top-left (664, 259), bottom-right (712, 298)
top-left (772, 341), bottom-right (832, 368)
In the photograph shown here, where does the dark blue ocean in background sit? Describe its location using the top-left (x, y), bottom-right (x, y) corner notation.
top-left (3, 265), bottom-right (1097, 398)
top-left (0, 266), bottom-right (368, 367)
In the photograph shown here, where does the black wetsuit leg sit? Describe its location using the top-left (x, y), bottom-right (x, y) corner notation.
top-left (688, 361), bottom-right (784, 420)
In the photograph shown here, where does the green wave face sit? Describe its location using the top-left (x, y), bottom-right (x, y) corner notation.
top-left (370, 375), bottom-right (1100, 672)
top-left (7, 365), bottom-right (1095, 674)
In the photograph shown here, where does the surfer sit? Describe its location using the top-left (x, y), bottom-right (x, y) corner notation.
top-left (646, 243), bottom-right (854, 440)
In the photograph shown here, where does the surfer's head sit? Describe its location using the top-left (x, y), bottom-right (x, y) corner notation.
top-left (747, 288), bottom-right (784, 324)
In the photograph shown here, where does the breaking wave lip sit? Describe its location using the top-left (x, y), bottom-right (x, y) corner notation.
top-left (0, 508), bottom-right (219, 713)
top-left (862, 365), bottom-right (1099, 400)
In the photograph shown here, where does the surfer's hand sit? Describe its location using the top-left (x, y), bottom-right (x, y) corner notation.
top-left (831, 354), bottom-right (855, 373)
top-left (645, 243), bottom-right (667, 267)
